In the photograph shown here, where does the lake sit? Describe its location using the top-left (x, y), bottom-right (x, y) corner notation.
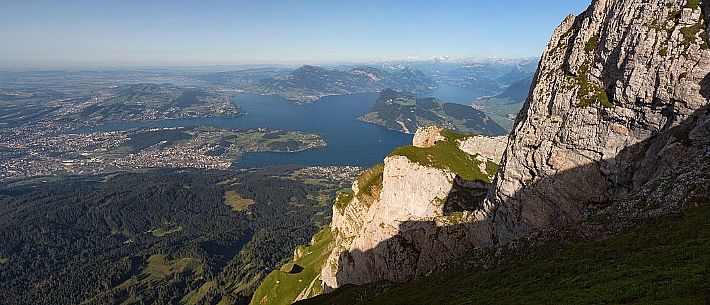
top-left (81, 93), bottom-right (413, 168)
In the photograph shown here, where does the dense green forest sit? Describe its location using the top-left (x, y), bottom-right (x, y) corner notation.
top-left (0, 166), bottom-right (353, 305)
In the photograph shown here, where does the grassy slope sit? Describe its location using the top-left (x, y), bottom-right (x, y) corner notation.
top-left (389, 130), bottom-right (492, 182)
top-left (250, 227), bottom-right (334, 305)
top-left (354, 163), bottom-right (384, 204)
top-left (298, 203), bottom-right (709, 305)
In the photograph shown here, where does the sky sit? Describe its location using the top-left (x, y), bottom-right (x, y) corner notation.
top-left (0, 0), bottom-right (591, 68)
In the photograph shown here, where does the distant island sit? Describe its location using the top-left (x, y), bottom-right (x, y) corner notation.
top-left (250, 65), bottom-right (437, 103)
top-left (359, 89), bottom-right (507, 135)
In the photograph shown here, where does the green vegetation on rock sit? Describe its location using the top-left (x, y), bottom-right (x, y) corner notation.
top-left (576, 61), bottom-right (613, 108)
top-left (680, 22), bottom-right (704, 46)
top-left (660, 46), bottom-right (669, 56)
top-left (584, 34), bottom-right (600, 52)
top-left (250, 227), bottom-right (334, 305)
top-left (334, 190), bottom-right (354, 213)
top-left (389, 131), bottom-right (492, 183)
top-left (333, 163), bottom-right (384, 213)
top-left (684, 0), bottom-right (700, 9)
top-left (355, 163), bottom-right (385, 204)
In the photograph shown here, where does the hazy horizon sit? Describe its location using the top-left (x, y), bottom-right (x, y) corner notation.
top-left (1, 0), bottom-right (589, 69)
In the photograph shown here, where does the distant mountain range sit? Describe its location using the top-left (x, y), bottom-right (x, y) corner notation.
top-left (194, 67), bottom-right (291, 86)
top-left (431, 58), bottom-right (537, 96)
top-left (189, 60), bottom-right (538, 105)
top-left (250, 65), bottom-right (437, 103)
top-left (360, 89), bottom-right (506, 135)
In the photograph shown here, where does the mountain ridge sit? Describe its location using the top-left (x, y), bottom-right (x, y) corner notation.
top-left (252, 65), bottom-right (437, 103)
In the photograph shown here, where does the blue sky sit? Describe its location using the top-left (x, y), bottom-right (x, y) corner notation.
top-left (0, 0), bottom-right (590, 68)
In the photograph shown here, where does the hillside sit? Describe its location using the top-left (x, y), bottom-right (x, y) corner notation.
top-left (360, 89), bottom-right (507, 135)
top-left (251, 65), bottom-right (436, 103)
top-left (298, 200), bottom-right (709, 304)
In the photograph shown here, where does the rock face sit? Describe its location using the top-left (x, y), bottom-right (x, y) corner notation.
top-left (316, 0), bottom-right (710, 293)
top-left (458, 135), bottom-right (508, 161)
top-left (412, 125), bottom-right (445, 148)
top-left (485, 0), bottom-right (710, 238)
top-left (321, 132), bottom-right (506, 290)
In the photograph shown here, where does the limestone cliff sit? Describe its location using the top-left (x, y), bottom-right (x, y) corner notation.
top-left (485, 0), bottom-right (710, 238)
top-left (321, 129), bottom-right (506, 289)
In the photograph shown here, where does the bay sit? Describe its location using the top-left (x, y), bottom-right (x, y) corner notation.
top-left (80, 93), bottom-right (412, 168)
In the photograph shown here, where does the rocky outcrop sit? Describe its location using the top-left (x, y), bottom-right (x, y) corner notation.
top-left (485, 0), bottom-right (710, 238)
top-left (321, 130), bottom-right (505, 290)
top-left (412, 126), bottom-right (445, 148)
top-left (457, 135), bottom-right (508, 161)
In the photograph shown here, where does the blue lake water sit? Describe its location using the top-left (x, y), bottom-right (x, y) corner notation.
top-left (80, 93), bottom-right (412, 168)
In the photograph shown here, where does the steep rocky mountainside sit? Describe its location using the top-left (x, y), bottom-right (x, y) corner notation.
top-left (320, 128), bottom-right (507, 290)
top-left (251, 0), bottom-right (709, 303)
top-left (486, 0), bottom-right (709, 240)
top-left (297, 162), bottom-right (709, 304)
top-left (360, 89), bottom-right (507, 135)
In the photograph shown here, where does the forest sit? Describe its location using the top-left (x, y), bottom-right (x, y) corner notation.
top-left (0, 166), bottom-right (351, 305)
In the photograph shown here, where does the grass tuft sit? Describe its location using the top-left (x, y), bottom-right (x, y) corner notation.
top-left (356, 163), bottom-right (385, 204)
top-left (585, 34), bottom-right (600, 52)
top-left (576, 61), bottom-right (613, 108)
top-left (334, 190), bottom-right (354, 213)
